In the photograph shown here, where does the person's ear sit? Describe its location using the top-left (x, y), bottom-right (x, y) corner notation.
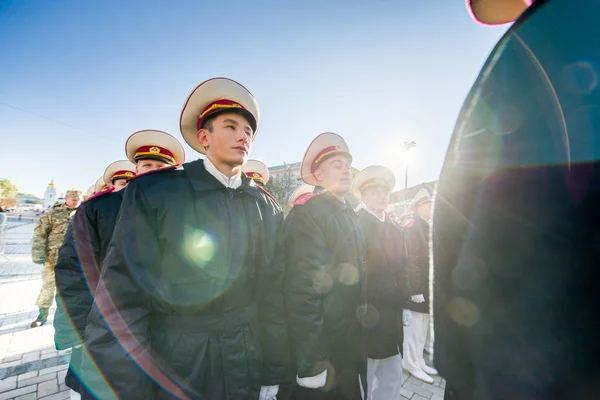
top-left (197, 129), bottom-right (210, 149)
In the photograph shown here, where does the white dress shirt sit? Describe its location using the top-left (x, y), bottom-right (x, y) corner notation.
top-left (204, 157), bottom-right (243, 189)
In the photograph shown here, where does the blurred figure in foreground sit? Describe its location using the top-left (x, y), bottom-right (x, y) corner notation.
top-left (434, 0), bottom-right (600, 398)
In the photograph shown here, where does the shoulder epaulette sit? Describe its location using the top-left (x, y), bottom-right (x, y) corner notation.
top-left (294, 192), bottom-right (317, 206)
top-left (258, 186), bottom-right (279, 204)
top-left (83, 187), bottom-right (115, 203)
top-left (126, 164), bottom-right (180, 182)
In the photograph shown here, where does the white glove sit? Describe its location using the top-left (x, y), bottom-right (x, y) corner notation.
top-left (411, 294), bottom-right (425, 303)
top-left (297, 369), bottom-right (327, 389)
top-left (402, 309), bottom-right (412, 327)
top-left (258, 385), bottom-right (279, 400)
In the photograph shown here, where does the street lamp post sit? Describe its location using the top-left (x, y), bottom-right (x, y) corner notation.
top-left (401, 141), bottom-right (416, 189)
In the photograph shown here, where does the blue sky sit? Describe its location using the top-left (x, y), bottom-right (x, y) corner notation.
top-left (0, 0), bottom-right (507, 198)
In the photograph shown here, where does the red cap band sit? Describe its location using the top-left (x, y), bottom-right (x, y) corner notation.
top-left (134, 145), bottom-right (176, 164)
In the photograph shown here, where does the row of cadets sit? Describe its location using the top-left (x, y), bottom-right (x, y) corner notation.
top-left (52, 130), bottom-right (185, 399)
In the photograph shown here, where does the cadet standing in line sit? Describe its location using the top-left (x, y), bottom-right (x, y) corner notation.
top-left (287, 183), bottom-right (316, 209)
top-left (92, 177), bottom-right (109, 194)
top-left (403, 189), bottom-right (438, 384)
top-left (352, 165), bottom-right (413, 399)
top-left (281, 132), bottom-right (367, 399)
top-left (243, 159), bottom-right (270, 187)
top-left (54, 132), bottom-right (184, 399)
top-left (102, 160), bottom-right (136, 192)
top-left (30, 189), bottom-right (82, 328)
top-left (82, 78), bottom-right (290, 400)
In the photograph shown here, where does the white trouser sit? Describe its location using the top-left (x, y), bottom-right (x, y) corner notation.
top-left (424, 321), bottom-right (433, 353)
top-left (366, 353), bottom-right (403, 400)
top-left (402, 311), bottom-right (429, 373)
top-left (70, 390), bottom-right (81, 400)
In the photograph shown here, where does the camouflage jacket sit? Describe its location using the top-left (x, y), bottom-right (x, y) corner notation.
top-left (32, 203), bottom-right (77, 268)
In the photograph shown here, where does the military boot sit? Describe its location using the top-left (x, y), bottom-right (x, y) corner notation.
top-left (30, 308), bottom-right (49, 328)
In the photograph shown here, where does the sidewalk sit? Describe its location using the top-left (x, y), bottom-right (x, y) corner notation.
top-left (0, 221), bottom-right (444, 399)
top-left (0, 222), bottom-right (71, 400)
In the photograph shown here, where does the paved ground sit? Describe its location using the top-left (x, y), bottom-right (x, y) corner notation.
top-left (0, 218), bottom-right (445, 399)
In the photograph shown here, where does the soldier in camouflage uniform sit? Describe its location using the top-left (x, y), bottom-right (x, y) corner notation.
top-left (31, 189), bottom-right (82, 327)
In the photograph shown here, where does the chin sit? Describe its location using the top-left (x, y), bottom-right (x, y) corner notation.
top-left (334, 182), bottom-right (352, 195)
top-left (227, 155), bottom-right (246, 167)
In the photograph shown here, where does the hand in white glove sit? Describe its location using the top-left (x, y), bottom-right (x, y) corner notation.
top-left (402, 309), bottom-right (412, 327)
top-left (297, 369), bottom-right (327, 389)
top-left (258, 385), bottom-right (279, 400)
top-left (411, 294), bottom-right (425, 303)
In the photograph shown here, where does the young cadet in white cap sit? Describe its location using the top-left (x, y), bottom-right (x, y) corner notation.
top-left (243, 159), bottom-right (270, 187)
top-left (55, 132), bottom-right (184, 400)
top-left (82, 78), bottom-right (290, 400)
top-left (287, 183), bottom-right (316, 208)
top-left (351, 165), bottom-right (413, 399)
top-left (402, 188), bottom-right (438, 384)
top-left (280, 132), bottom-right (367, 399)
top-left (102, 160), bottom-right (136, 192)
top-left (92, 177), bottom-right (108, 194)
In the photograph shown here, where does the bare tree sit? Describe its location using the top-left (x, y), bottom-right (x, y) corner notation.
top-left (264, 170), bottom-right (302, 210)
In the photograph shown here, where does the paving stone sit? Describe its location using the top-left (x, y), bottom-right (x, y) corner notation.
top-left (432, 395), bottom-right (444, 400)
top-left (0, 360), bottom-right (22, 369)
top-left (403, 382), bottom-right (433, 399)
top-left (17, 371), bottom-right (37, 381)
top-left (0, 384), bottom-right (36, 400)
top-left (1, 354), bottom-right (22, 363)
top-left (0, 376), bottom-right (17, 393)
top-left (18, 372), bottom-right (56, 388)
top-left (21, 352), bottom-right (40, 363)
top-left (57, 369), bottom-right (67, 383)
top-left (38, 390), bottom-right (71, 400)
top-left (14, 393), bottom-right (37, 400)
top-left (59, 382), bottom-right (68, 391)
top-left (400, 387), bottom-right (414, 399)
top-left (38, 378), bottom-right (59, 397)
top-left (37, 363), bottom-right (68, 376)
top-left (426, 384), bottom-right (445, 396)
top-left (413, 395), bottom-right (430, 400)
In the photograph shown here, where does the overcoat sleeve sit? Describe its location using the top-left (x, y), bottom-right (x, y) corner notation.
top-left (282, 206), bottom-right (330, 378)
top-left (257, 201), bottom-right (293, 385)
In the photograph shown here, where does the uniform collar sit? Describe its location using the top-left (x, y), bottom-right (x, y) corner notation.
top-left (203, 156), bottom-right (243, 189)
top-left (362, 206), bottom-right (386, 222)
top-left (183, 159), bottom-right (263, 200)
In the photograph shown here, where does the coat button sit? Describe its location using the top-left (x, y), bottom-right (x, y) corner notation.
top-left (228, 191), bottom-right (234, 199)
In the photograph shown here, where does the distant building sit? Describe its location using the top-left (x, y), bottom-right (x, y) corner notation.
top-left (268, 162), bottom-right (301, 182)
top-left (42, 179), bottom-right (57, 209)
top-left (16, 193), bottom-right (43, 208)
